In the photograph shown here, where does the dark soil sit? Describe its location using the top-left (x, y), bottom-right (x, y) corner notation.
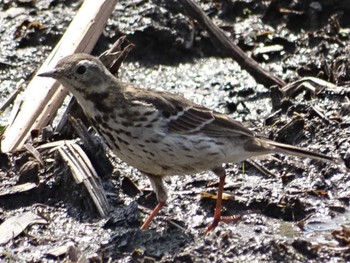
top-left (1, 0), bottom-right (350, 262)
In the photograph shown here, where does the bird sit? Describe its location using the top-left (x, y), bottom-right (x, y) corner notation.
top-left (39, 53), bottom-right (341, 233)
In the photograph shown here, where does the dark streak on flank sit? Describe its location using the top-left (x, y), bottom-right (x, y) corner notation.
top-left (117, 136), bottom-right (130, 145)
top-left (143, 111), bottom-right (154, 116)
top-left (138, 116), bottom-right (148, 122)
top-left (121, 121), bottom-right (132, 127)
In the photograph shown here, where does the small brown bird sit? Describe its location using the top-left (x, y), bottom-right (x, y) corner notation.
top-left (39, 53), bottom-right (340, 233)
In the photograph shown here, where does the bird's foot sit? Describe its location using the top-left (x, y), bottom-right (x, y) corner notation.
top-left (205, 215), bottom-right (242, 235)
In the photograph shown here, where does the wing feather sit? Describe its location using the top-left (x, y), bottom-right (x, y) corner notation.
top-left (128, 87), bottom-right (254, 138)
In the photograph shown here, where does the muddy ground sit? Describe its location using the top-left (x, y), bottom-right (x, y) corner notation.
top-left (1, 0), bottom-right (350, 262)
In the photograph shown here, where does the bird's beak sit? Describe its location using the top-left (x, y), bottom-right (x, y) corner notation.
top-left (38, 69), bottom-right (61, 79)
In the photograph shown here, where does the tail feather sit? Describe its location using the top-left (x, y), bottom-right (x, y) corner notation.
top-left (258, 138), bottom-right (343, 165)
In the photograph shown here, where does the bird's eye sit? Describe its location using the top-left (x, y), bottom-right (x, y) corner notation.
top-left (76, 65), bottom-right (86, 75)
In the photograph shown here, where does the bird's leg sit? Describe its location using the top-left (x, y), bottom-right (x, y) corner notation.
top-left (205, 167), bottom-right (241, 234)
top-left (140, 173), bottom-right (168, 230)
top-left (140, 201), bottom-right (165, 230)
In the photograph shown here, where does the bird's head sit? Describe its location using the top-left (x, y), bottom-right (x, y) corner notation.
top-left (39, 53), bottom-right (112, 95)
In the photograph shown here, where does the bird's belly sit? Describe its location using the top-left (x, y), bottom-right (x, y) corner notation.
top-left (101, 129), bottom-right (248, 176)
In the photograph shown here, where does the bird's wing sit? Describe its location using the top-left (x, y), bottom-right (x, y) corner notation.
top-left (130, 88), bottom-right (254, 138)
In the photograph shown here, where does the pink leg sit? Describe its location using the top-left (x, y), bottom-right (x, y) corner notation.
top-left (140, 201), bottom-right (165, 230)
top-left (205, 168), bottom-right (241, 234)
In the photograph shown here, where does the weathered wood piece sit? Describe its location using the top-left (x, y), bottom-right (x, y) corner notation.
top-left (68, 116), bottom-right (113, 178)
top-left (2, 0), bottom-right (118, 152)
top-left (0, 212), bottom-right (47, 245)
top-left (57, 140), bottom-right (110, 217)
top-left (178, 0), bottom-right (286, 88)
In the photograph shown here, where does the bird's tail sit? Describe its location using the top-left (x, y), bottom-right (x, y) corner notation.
top-left (256, 137), bottom-right (343, 165)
